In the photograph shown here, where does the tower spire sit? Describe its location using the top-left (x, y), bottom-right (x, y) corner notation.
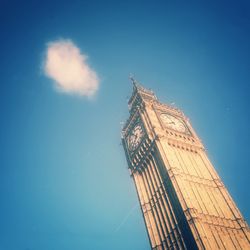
top-left (129, 73), bottom-right (139, 89)
top-left (129, 74), bottom-right (152, 93)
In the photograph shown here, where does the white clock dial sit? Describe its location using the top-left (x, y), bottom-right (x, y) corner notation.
top-left (128, 124), bottom-right (144, 151)
top-left (160, 113), bottom-right (186, 133)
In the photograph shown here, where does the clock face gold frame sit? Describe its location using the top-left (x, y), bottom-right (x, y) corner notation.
top-left (127, 124), bottom-right (144, 151)
top-left (160, 113), bottom-right (188, 134)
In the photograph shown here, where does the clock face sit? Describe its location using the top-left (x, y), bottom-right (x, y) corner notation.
top-left (128, 124), bottom-right (144, 151)
top-left (160, 113), bottom-right (187, 133)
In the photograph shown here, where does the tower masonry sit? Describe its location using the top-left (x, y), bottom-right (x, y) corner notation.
top-left (121, 78), bottom-right (250, 250)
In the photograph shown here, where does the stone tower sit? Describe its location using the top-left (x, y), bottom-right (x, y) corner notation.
top-left (121, 78), bottom-right (250, 249)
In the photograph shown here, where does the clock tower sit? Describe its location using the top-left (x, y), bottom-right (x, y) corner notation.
top-left (121, 78), bottom-right (250, 249)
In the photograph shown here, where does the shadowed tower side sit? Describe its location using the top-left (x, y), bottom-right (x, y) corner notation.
top-left (121, 78), bottom-right (250, 249)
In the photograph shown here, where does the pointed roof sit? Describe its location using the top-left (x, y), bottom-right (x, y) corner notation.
top-left (128, 75), bottom-right (157, 110)
top-left (129, 74), bottom-right (155, 95)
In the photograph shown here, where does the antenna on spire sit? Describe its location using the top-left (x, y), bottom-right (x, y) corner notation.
top-left (129, 73), bottom-right (138, 87)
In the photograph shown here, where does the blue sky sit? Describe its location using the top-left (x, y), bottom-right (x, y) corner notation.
top-left (1, 1), bottom-right (250, 249)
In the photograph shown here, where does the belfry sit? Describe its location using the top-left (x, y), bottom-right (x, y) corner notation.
top-left (121, 78), bottom-right (250, 249)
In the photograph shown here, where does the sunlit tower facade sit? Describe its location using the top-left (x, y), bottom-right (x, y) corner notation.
top-left (121, 78), bottom-right (250, 249)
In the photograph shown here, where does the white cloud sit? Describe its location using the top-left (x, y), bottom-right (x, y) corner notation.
top-left (44, 39), bottom-right (99, 97)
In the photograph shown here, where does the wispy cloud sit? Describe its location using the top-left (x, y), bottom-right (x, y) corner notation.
top-left (44, 39), bottom-right (99, 97)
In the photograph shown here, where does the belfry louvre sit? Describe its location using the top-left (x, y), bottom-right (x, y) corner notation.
top-left (121, 78), bottom-right (250, 250)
